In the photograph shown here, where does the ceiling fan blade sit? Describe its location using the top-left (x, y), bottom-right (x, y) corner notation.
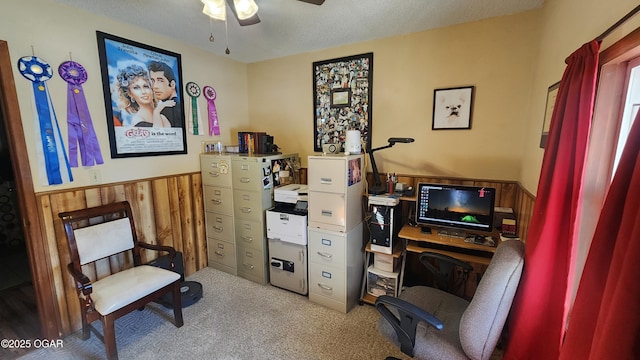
top-left (225, 0), bottom-right (261, 26)
top-left (298, 0), bottom-right (325, 4)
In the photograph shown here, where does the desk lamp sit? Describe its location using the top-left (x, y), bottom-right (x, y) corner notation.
top-left (368, 137), bottom-right (415, 194)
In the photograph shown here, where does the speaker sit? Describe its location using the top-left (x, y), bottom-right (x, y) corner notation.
top-left (322, 143), bottom-right (341, 154)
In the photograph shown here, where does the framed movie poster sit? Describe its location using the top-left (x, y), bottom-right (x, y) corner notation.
top-left (96, 31), bottom-right (187, 158)
top-left (313, 52), bottom-right (373, 152)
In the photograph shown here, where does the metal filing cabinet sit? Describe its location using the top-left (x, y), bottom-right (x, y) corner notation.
top-left (201, 154), bottom-right (237, 275)
top-left (307, 154), bottom-right (364, 313)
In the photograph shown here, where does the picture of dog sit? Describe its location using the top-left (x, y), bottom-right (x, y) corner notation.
top-left (432, 87), bottom-right (474, 129)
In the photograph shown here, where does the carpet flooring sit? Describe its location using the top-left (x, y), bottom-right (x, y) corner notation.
top-left (19, 267), bottom-right (411, 360)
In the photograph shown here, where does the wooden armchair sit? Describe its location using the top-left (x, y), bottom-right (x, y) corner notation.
top-left (59, 201), bottom-right (184, 360)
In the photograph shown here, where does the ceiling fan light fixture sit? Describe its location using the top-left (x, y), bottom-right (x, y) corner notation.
top-left (202, 0), bottom-right (226, 21)
top-left (232, 0), bottom-right (258, 20)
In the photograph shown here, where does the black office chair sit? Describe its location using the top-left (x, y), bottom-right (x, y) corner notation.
top-left (376, 240), bottom-right (524, 359)
top-left (419, 252), bottom-right (473, 298)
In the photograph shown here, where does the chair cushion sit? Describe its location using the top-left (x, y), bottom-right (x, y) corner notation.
top-left (89, 265), bottom-right (181, 315)
top-left (378, 286), bottom-right (470, 360)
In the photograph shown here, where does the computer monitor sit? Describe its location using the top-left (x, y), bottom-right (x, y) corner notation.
top-left (415, 183), bottom-right (496, 235)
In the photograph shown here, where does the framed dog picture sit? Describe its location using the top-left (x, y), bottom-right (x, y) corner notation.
top-left (432, 86), bottom-right (475, 130)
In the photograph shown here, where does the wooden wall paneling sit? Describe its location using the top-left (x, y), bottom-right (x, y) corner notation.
top-left (177, 175), bottom-right (197, 276)
top-left (151, 178), bottom-right (174, 250)
top-left (37, 195), bottom-right (69, 335)
top-left (47, 190), bottom-right (88, 335)
top-left (125, 181), bottom-right (156, 263)
top-left (167, 176), bottom-right (184, 255)
top-left (191, 173), bottom-right (207, 271)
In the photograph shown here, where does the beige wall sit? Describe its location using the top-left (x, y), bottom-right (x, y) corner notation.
top-left (3, 0), bottom-right (639, 195)
top-left (248, 12), bottom-right (541, 182)
top-left (1, 0), bottom-right (249, 193)
top-left (518, 0), bottom-right (640, 193)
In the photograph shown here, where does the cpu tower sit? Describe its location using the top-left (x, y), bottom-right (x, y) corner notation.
top-left (368, 197), bottom-right (402, 254)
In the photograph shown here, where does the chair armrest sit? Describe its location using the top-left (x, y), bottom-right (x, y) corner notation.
top-left (137, 242), bottom-right (178, 270)
top-left (67, 263), bottom-right (92, 295)
top-left (375, 295), bottom-right (443, 357)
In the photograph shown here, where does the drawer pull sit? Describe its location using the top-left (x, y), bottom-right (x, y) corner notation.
top-left (320, 178), bottom-right (333, 185)
top-left (213, 226), bottom-right (223, 232)
top-left (208, 171), bottom-right (220, 177)
top-left (211, 199), bottom-right (222, 205)
top-left (242, 194), bottom-right (251, 200)
top-left (241, 236), bottom-right (253, 243)
top-left (214, 190), bottom-right (222, 195)
top-left (317, 251), bottom-right (333, 259)
top-left (321, 210), bottom-right (332, 217)
top-left (317, 283), bottom-right (333, 291)
top-left (241, 207), bottom-right (252, 213)
top-left (240, 177), bottom-right (251, 183)
top-left (243, 263), bottom-right (255, 270)
top-left (214, 251), bottom-right (224, 257)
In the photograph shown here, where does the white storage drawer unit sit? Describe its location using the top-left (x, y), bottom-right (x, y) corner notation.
top-left (308, 223), bottom-right (363, 313)
top-left (308, 155), bottom-right (363, 232)
top-left (201, 154), bottom-right (237, 275)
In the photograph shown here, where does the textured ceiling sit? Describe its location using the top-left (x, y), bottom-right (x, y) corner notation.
top-left (52, 0), bottom-right (544, 63)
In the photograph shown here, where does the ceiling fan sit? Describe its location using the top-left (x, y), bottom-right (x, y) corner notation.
top-left (203, 0), bottom-right (326, 26)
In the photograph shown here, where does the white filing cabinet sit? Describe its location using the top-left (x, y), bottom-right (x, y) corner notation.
top-left (308, 154), bottom-right (363, 232)
top-left (232, 154), bottom-right (297, 285)
top-left (201, 153), bottom-right (298, 284)
top-left (201, 154), bottom-right (237, 275)
top-left (308, 224), bottom-right (363, 313)
top-left (307, 154), bottom-right (364, 313)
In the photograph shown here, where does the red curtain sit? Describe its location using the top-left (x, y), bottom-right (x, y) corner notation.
top-left (559, 110), bottom-right (640, 359)
top-left (504, 40), bottom-right (600, 360)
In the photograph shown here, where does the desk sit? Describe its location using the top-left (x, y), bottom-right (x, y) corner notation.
top-left (400, 225), bottom-right (498, 266)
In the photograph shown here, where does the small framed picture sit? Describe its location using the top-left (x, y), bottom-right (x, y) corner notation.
top-left (432, 86), bottom-right (475, 130)
top-left (331, 89), bottom-right (351, 107)
top-left (540, 81), bottom-right (560, 148)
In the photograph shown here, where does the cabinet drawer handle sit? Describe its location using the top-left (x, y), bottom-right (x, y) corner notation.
top-left (208, 171), bottom-right (220, 177)
top-left (317, 283), bottom-right (333, 291)
top-left (241, 207), bottom-right (252, 213)
top-left (243, 263), bottom-right (255, 270)
top-left (213, 226), bottom-right (223, 232)
top-left (240, 177), bottom-right (251, 183)
top-left (321, 210), bottom-right (332, 217)
top-left (320, 178), bottom-right (333, 185)
top-left (317, 251), bottom-right (333, 259)
top-left (214, 251), bottom-right (224, 257)
top-left (211, 199), bottom-right (222, 205)
top-left (241, 236), bottom-right (253, 243)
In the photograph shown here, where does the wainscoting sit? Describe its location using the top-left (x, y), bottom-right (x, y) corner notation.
top-left (368, 173), bottom-right (536, 241)
top-left (36, 172), bottom-right (206, 335)
top-left (34, 170), bottom-right (534, 337)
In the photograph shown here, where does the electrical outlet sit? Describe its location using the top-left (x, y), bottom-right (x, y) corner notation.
top-left (88, 169), bottom-right (101, 185)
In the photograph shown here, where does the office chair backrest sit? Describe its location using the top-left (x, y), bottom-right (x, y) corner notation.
top-left (459, 240), bottom-right (524, 360)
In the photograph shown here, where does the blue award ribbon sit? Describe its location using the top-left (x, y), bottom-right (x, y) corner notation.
top-left (18, 56), bottom-right (73, 185)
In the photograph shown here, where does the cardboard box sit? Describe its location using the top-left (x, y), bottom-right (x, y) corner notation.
top-left (367, 265), bottom-right (399, 297)
top-left (374, 252), bottom-right (399, 272)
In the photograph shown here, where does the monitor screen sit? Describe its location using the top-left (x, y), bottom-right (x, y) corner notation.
top-left (416, 183), bottom-right (496, 233)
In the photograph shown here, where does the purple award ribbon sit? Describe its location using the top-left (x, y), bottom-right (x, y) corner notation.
top-left (203, 86), bottom-right (220, 136)
top-left (18, 56), bottom-right (73, 185)
top-left (59, 61), bottom-right (103, 167)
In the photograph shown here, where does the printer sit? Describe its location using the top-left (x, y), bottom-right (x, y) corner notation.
top-left (267, 184), bottom-right (309, 295)
top-left (273, 184), bottom-right (308, 214)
